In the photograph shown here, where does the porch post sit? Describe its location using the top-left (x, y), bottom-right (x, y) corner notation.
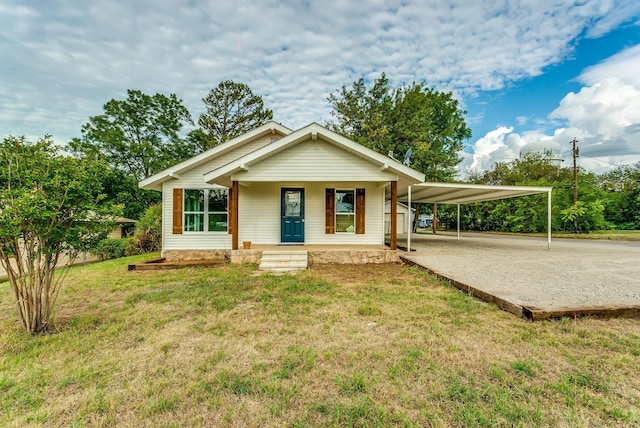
top-left (390, 181), bottom-right (397, 250)
top-left (407, 185), bottom-right (411, 252)
top-left (231, 180), bottom-right (239, 250)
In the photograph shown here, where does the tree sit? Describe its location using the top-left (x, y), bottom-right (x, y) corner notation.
top-left (452, 153), bottom-right (614, 233)
top-left (0, 136), bottom-right (120, 333)
top-left (70, 89), bottom-right (195, 180)
top-left (598, 163), bottom-right (640, 230)
top-left (198, 80), bottom-right (274, 146)
top-left (328, 73), bottom-right (471, 182)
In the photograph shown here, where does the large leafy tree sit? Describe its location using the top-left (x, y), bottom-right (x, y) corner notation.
top-left (198, 80), bottom-right (274, 146)
top-left (0, 136), bottom-right (120, 333)
top-left (70, 89), bottom-right (195, 180)
top-left (328, 73), bottom-right (471, 181)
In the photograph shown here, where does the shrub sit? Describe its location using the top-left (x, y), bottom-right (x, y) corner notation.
top-left (128, 204), bottom-right (162, 254)
top-left (93, 238), bottom-right (129, 260)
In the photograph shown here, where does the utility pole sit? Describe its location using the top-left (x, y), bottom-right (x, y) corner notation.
top-left (570, 137), bottom-right (579, 204)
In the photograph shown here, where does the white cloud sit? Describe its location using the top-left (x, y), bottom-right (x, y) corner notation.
top-left (549, 44), bottom-right (640, 171)
top-left (466, 42), bottom-right (640, 177)
top-left (1, 0), bottom-right (636, 142)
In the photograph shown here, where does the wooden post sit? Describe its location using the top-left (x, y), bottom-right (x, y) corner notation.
top-left (231, 181), bottom-right (239, 250)
top-left (390, 181), bottom-right (397, 250)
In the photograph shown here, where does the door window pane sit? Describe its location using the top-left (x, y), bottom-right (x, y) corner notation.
top-left (284, 191), bottom-right (301, 216)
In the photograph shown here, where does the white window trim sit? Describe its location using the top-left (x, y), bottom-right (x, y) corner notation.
top-left (183, 188), bottom-right (228, 233)
top-left (335, 188), bottom-right (356, 234)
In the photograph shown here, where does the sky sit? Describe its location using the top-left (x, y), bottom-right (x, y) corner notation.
top-left (2, 0), bottom-right (640, 178)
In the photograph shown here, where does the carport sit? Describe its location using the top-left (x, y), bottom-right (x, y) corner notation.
top-left (398, 182), bottom-right (553, 251)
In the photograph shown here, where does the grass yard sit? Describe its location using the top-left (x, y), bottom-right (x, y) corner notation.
top-left (1, 255), bottom-right (639, 427)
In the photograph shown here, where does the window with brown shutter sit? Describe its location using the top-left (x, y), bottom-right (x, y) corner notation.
top-left (172, 188), bottom-right (183, 234)
top-left (325, 188), bottom-right (335, 234)
top-left (355, 188), bottom-right (365, 234)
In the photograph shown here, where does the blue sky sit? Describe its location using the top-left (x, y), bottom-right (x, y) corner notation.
top-left (1, 0), bottom-right (640, 176)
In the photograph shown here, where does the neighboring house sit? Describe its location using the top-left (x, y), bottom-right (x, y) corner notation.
top-left (385, 201), bottom-right (416, 234)
top-left (107, 217), bottom-right (137, 239)
top-left (139, 122), bottom-right (425, 261)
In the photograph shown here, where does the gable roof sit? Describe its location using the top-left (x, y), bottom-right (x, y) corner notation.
top-left (202, 122), bottom-right (425, 186)
top-left (139, 121), bottom-right (292, 191)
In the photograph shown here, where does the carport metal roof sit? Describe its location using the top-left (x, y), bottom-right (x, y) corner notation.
top-left (400, 182), bottom-right (552, 204)
top-left (398, 182), bottom-right (553, 250)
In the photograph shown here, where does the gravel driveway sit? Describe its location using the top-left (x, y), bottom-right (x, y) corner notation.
top-left (401, 232), bottom-right (640, 320)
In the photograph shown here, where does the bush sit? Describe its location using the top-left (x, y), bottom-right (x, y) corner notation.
top-left (93, 238), bottom-right (128, 260)
top-left (128, 204), bottom-right (162, 254)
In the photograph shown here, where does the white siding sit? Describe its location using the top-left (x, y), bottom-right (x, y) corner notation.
top-left (234, 139), bottom-right (397, 182)
top-left (237, 182), bottom-right (385, 245)
top-left (161, 136), bottom-right (274, 251)
top-left (160, 136), bottom-right (398, 249)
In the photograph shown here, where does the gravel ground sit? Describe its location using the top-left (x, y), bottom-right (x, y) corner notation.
top-left (402, 232), bottom-right (640, 315)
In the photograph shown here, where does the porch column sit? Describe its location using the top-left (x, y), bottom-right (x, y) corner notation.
top-left (390, 181), bottom-right (397, 250)
top-left (231, 180), bottom-right (239, 250)
top-left (407, 185), bottom-right (411, 252)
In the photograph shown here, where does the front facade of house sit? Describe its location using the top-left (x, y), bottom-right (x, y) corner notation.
top-left (140, 122), bottom-right (424, 261)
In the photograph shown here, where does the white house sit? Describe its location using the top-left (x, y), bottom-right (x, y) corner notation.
top-left (139, 122), bottom-right (425, 262)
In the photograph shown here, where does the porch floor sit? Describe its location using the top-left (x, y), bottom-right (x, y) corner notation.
top-left (244, 244), bottom-right (390, 251)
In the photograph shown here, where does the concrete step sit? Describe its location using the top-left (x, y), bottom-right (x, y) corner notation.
top-left (259, 250), bottom-right (308, 272)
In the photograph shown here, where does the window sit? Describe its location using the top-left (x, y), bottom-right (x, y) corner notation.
top-left (336, 189), bottom-right (355, 233)
top-left (184, 189), bottom-right (228, 232)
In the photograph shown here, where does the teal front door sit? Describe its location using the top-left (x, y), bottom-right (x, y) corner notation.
top-left (281, 188), bottom-right (304, 243)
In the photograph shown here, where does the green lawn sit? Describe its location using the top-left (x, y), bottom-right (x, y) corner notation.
top-left (1, 255), bottom-right (639, 427)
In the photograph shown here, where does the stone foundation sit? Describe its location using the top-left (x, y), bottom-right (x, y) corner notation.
top-left (309, 250), bottom-right (399, 265)
top-left (230, 249), bottom-right (263, 264)
top-left (162, 249), bottom-right (230, 262)
top-left (163, 249), bottom-right (399, 265)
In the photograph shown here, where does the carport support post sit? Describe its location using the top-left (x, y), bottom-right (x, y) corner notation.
top-left (457, 204), bottom-right (460, 240)
top-left (547, 189), bottom-right (552, 249)
top-left (407, 185), bottom-right (411, 252)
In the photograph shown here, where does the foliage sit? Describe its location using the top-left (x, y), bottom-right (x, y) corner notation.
top-left (128, 204), bottom-right (162, 254)
top-left (69, 89), bottom-right (196, 180)
top-left (597, 162), bottom-right (640, 230)
top-left (93, 238), bottom-right (129, 260)
top-left (328, 73), bottom-right (471, 181)
top-left (197, 80), bottom-right (274, 146)
top-left (440, 153), bottom-right (625, 233)
top-left (0, 135), bottom-right (120, 333)
top-left (101, 168), bottom-right (161, 220)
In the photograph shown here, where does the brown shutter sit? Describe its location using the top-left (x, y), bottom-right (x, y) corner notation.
top-left (325, 188), bottom-right (335, 234)
top-left (172, 188), bottom-right (183, 234)
top-left (355, 188), bottom-right (365, 234)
